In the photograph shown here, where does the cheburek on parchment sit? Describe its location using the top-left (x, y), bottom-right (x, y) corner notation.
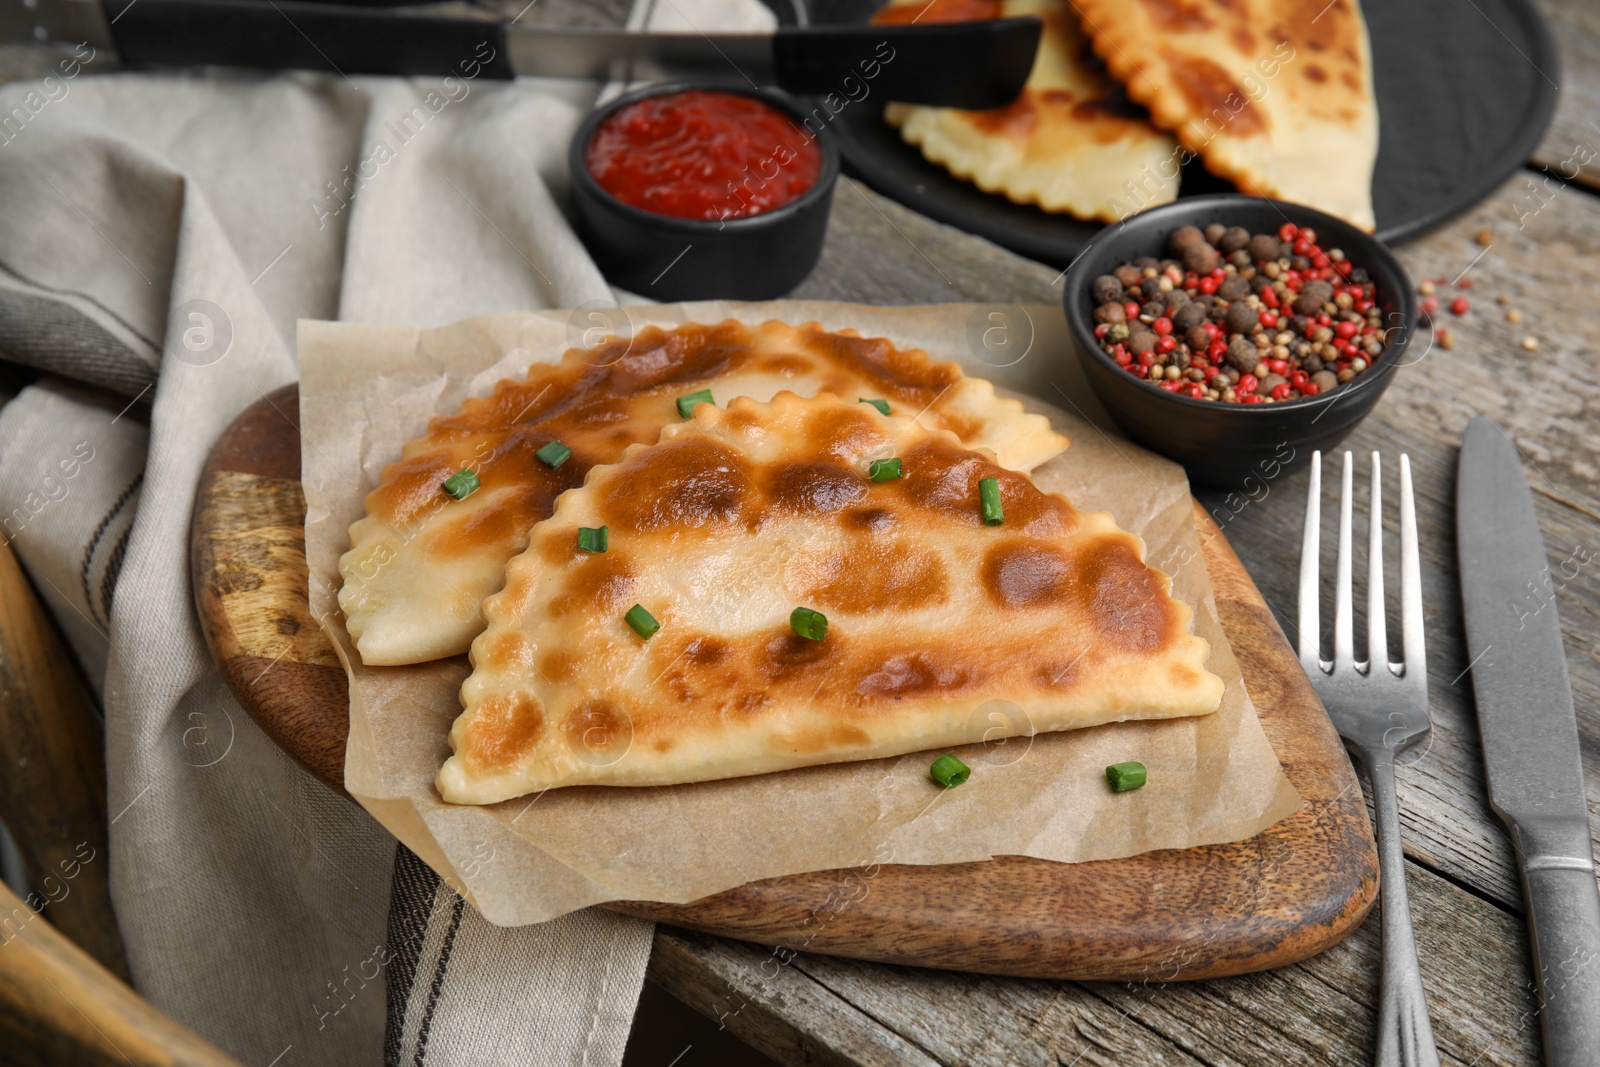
top-left (338, 320), bottom-right (1069, 667)
top-left (437, 393), bottom-right (1222, 804)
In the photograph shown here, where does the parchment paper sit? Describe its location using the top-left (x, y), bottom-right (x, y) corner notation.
top-left (300, 302), bottom-right (1304, 925)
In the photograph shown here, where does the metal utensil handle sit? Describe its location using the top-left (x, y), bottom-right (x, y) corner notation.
top-left (1367, 747), bottom-right (1442, 1067)
top-left (1521, 858), bottom-right (1600, 1066)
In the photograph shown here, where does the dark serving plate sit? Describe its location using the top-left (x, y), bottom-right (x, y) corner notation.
top-left (764, 0), bottom-right (1559, 264)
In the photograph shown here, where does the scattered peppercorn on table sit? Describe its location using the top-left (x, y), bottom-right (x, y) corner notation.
top-left (638, 51), bottom-right (1595, 1061)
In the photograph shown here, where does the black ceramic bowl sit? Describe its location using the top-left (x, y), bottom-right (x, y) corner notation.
top-left (1062, 196), bottom-right (1416, 490)
top-left (569, 82), bottom-right (841, 302)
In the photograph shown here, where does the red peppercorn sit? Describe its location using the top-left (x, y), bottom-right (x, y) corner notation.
top-left (1334, 321), bottom-right (1359, 339)
top-left (1203, 322), bottom-right (1220, 340)
top-left (1202, 364), bottom-right (1219, 380)
top-left (1354, 298), bottom-right (1373, 313)
top-left (1125, 301), bottom-right (1141, 320)
top-left (1260, 310), bottom-right (1279, 329)
top-left (1198, 277), bottom-right (1219, 295)
top-left (1095, 324), bottom-right (1110, 338)
top-left (1300, 228), bottom-right (1317, 245)
top-left (1238, 373), bottom-right (1259, 395)
top-left (1207, 339), bottom-right (1228, 360)
top-left (1210, 267), bottom-right (1226, 281)
top-left (1114, 349), bottom-right (1131, 366)
top-left (1450, 296), bottom-right (1469, 316)
top-left (1420, 296), bottom-right (1438, 316)
top-left (1242, 394), bottom-right (1263, 404)
top-left (1187, 383), bottom-right (1205, 398)
top-left (1292, 239), bottom-right (1311, 256)
top-left (1310, 252), bottom-right (1330, 270)
top-left (1278, 223), bottom-right (1298, 242)
top-left (1268, 358), bottom-right (1289, 375)
top-left (1301, 382), bottom-right (1320, 396)
top-left (1138, 351), bottom-right (1156, 368)
top-left (1290, 370), bottom-right (1309, 389)
top-left (1153, 317), bottom-right (1173, 336)
top-left (1161, 380), bottom-right (1181, 392)
top-left (1285, 274), bottom-right (1303, 291)
top-left (1271, 383), bottom-right (1292, 400)
top-left (1156, 336), bottom-right (1177, 354)
top-left (1261, 287), bottom-right (1280, 309)
top-left (1335, 259), bottom-right (1355, 277)
top-left (1458, 277), bottom-right (1473, 289)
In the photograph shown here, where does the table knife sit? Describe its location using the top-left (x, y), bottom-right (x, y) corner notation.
top-left (1457, 415), bottom-right (1600, 1067)
top-left (0, 0), bottom-right (1040, 108)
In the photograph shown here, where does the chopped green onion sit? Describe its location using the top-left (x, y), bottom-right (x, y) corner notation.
top-left (624, 604), bottom-right (659, 639)
top-left (676, 389), bottom-right (715, 419)
top-left (868, 457), bottom-right (902, 483)
top-left (790, 606), bottom-right (828, 641)
top-left (930, 753), bottom-right (970, 788)
top-left (979, 476), bottom-right (1004, 525)
top-left (859, 398), bottom-right (891, 416)
top-left (536, 440), bottom-right (572, 468)
top-left (441, 468), bottom-right (479, 500)
top-left (577, 526), bottom-right (608, 553)
top-left (1106, 761), bottom-right (1147, 792)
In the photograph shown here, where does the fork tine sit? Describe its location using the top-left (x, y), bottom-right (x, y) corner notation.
top-left (1297, 451), bottom-right (1322, 672)
top-left (1399, 454), bottom-right (1426, 679)
top-left (1334, 451), bottom-right (1355, 669)
top-left (1368, 452), bottom-right (1387, 674)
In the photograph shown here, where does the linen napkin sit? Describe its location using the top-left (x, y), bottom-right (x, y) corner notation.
top-left (0, 0), bottom-right (774, 1063)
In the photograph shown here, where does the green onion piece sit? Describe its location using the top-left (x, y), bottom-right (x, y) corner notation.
top-left (979, 476), bottom-right (1004, 525)
top-left (930, 753), bottom-right (970, 788)
top-left (577, 525), bottom-right (608, 553)
top-left (868, 457), bottom-right (902, 483)
top-left (676, 389), bottom-right (715, 419)
top-left (441, 468), bottom-right (479, 500)
top-left (1106, 761), bottom-right (1147, 792)
top-left (536, 440), bottom-right (572, 468)
top-left (624, 604), bottom-right (659, 639)
top-left (859, 398), bottom-right (891, 416)
top-left (790, 606), bottom-right (828, 641)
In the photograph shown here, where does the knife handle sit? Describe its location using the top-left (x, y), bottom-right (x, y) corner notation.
top-left (107, 0), bottom-right (514, 79)
top-left (772, 18), bottom-right (1039, 109)
top-left (1521, 858), bottom-right (1600, 1066)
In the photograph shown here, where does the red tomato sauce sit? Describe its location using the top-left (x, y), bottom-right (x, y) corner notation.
top-left (584, 90), bottom-right (822, 221)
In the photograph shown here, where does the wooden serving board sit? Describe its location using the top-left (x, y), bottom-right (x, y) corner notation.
top-left (192, 384), bottom-right (1378, 982)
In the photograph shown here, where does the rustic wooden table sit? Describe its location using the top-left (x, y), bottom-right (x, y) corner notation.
top-left (4, 0), bottom-right (1595, 1062)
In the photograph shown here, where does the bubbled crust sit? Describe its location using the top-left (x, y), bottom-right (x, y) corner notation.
top-left (437, 393), bottom-right (1221, 804)
top-left (338, 320), bottom-right (1070, 666)
top-left (1072, 0), bottom-right (1378, 231)
top-left (877, 0), bottom-right (1180, 222)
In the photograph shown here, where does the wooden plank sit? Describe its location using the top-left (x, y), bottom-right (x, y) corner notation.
top-left (0, 539), bottom-right (130, 982)
top-left (0, 879), bottom-right (242, 1067)
top-left (1532, 0), bottom-right (1600, 190)
top-left (655, 860), bottom-right (1539, 1067)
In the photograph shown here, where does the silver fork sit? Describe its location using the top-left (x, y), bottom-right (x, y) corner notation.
top-left (1299, 450), bottom-right (1440, 1067)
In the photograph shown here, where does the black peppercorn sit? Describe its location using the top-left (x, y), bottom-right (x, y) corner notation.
top-left (1091, 275), bottom-right (1123, 304)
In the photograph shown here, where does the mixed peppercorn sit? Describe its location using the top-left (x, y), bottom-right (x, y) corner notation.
top-left (1090, 222), bottom-right (1391, 404)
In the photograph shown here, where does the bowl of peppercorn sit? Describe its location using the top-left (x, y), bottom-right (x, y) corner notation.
top-left (1061, 196), bottom-right (1416, 490)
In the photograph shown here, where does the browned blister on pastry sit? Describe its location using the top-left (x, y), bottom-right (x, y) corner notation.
top-left (1071, 0), bottom-right (1378, 230)
top-left (338, 320), bottom-right (1069, 665)
top-left (876, 0), bottom-right (1181, 221)
top-left (438, 393), bottom-right (1220, 803)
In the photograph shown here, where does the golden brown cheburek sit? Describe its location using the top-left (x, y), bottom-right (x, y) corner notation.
top-left (1072, 0), bottom-right (1379, 230)
top-left (338, 321), bottom-right (1068, 665)
top-left (438, 393), bottom-right (1221, 803)
top-left (875, 0), bottom-right (1180, 221)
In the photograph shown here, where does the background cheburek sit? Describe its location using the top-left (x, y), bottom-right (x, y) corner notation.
top-left (301, 302), bottom-right (1303, 926)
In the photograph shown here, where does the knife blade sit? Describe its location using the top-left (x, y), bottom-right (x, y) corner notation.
top-left (1457, 415), bottom-right (1600, 1067)
top-left (0, 0), bottom-right (1040, 109)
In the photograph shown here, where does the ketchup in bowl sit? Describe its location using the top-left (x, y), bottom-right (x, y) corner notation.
top-left (583, 89), bottom-right (823, 221)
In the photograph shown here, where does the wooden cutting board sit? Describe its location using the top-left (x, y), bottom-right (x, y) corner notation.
top-left (192, 383), bottom-right (1377, 982)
